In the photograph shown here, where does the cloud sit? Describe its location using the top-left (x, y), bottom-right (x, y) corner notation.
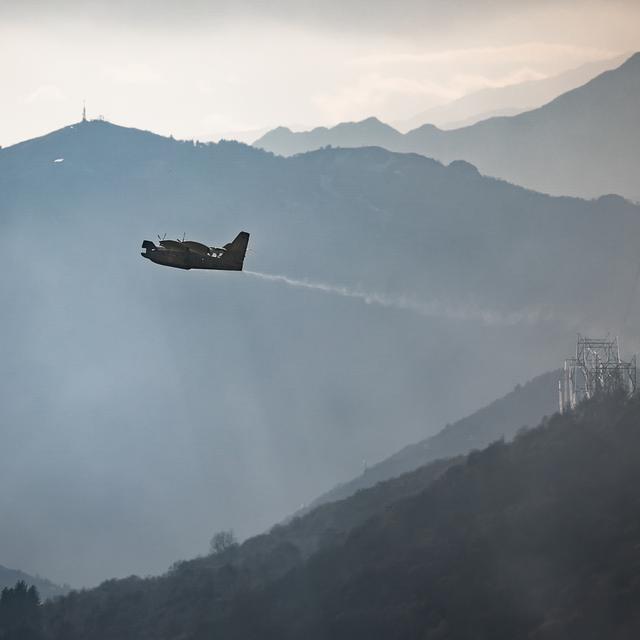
top-left (24, 84), bottom-right (66, 104)
top-left (310, 41), bottom-right (621, 123)
top-left (2, 0), bottom-right (639, 41)
top-left (200, 112), bottom-right (262, 134)
top-left (312, 73), bottom-right (459, 123)
top-left (347, 43), bottom-right (622, 100)
top-left (447, 68), bottom-right (548, 94)
top-left (353, 43), bottom-right (620, 67)
top-left (102, 63), bottom-right (163, 85)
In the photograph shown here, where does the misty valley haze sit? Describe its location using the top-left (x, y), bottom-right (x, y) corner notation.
top-left (2, 2), bottom-right (640, 637)
top-left (2, 116), bottom-right (640, 589)
top-left (34, 393), bottom-right (640, 640)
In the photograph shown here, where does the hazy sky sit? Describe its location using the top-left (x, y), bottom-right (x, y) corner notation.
top-left (1, 0), bottom-right (639, 147)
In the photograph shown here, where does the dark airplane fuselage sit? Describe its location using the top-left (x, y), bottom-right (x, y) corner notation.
top-left (142, 249), bottom-right (242, 270)
top-left (141, 232), bottom-right (249, 271)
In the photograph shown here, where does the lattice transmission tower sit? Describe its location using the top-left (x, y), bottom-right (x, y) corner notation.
top-left (559, 335), bottom-right (636, 413)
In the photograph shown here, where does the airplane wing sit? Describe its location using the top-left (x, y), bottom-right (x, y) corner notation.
top-left (182, 241), bottom-right (211, 255)
top-left (159, 239), bottom-right (187, 251)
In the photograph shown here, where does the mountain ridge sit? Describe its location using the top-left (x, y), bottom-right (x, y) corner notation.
top-left (303, 368), bottom-right (560, 511)
top-left (396, 53), bottom-right (629, 131)
top-left (255, 52), bottom-right (640, 201)
top-left (37, 393), bottom-right (640, 639)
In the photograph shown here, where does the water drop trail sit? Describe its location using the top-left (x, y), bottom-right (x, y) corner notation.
top-left (244, 270), bottom-right (555, 327)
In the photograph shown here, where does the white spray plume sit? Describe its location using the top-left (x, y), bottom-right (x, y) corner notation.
top-left (245, 271), bottom-right (556, 327)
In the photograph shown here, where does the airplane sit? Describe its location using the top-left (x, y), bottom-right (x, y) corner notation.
top-left (141, 232), bottom-right (250, 271)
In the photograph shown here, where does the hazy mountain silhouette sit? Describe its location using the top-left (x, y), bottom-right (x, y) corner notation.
top-left (3, 120), bottom-right (640, 586)
top-left (433, 106), bottom-right (522, 129)
top-left (396, 54), bottom-right (628, 131)
top-left (0, 565), bottom-right (68, 601)
top-left (303, 369), bottom-right (560, 511)
top-left (38, 393), bottom-right (640, 639)
top-left (255, 52), bottom-right (640, 200)
top-left (256, 116), bottom-right (403, 156)
top-left (257, 116), bottom-right (399, 155)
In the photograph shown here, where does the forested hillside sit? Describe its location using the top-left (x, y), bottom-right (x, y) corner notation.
top-left (36, 394), bottom-right (640, 639)
top-left (0, 567), bottom-right (67, 601)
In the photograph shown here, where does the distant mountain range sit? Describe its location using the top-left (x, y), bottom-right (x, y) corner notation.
top-left (255, 52), bottom-right (640, 201)
top-left (396, 54), bottom-right (628, 131)
top-left (0, 565), bottom-right (68, 600)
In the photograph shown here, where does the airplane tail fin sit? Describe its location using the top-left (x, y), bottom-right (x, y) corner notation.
top-left (224, 232), bottom-right (250, 270)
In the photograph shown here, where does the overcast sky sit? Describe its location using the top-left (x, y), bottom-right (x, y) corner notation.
top-left (1, 1), bottom-right (639, 145)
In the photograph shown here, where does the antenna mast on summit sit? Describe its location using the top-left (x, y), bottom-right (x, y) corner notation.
top-left (82, 101), bottom-right (87, 122)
